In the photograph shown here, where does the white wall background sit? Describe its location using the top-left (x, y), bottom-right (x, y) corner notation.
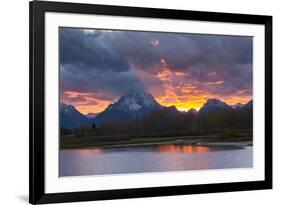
top-left (0, 0), bottom-right (279, 204)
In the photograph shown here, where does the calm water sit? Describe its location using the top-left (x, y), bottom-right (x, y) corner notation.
top-left (59, 145), bottom-right (253, 177)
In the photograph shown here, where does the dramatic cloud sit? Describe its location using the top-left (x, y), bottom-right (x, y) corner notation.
top-left (60, 27), bottom-right (253, 113)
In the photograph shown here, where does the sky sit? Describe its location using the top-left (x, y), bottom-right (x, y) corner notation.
top-left (60, 27), bottom-right (253, 114)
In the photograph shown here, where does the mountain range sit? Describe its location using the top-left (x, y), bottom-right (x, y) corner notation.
top-left (60, 103), bottom-right (92, 129)
top-left (60, 90), bottom-right (253, 129)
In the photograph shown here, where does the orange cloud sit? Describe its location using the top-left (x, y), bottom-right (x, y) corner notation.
top-left (139, 58), bottom-right (251, 111)
top-left (151, 58), bottom-right (209, 110)
top-left (62, 91), bottom-right (112, 114)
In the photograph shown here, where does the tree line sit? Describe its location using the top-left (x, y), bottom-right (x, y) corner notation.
top-left (95, 108), bottom-right (253, 137)
top-left (61, 107), bottom-right (252, 138)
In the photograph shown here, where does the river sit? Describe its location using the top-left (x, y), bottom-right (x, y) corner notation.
top-left (59, 144), bottom-right (252, 177)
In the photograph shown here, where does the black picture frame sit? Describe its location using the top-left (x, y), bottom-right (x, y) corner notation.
top-left (29, 0), bottom-right (272, 204)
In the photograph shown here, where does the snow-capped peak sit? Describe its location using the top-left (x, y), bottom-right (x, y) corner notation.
top-left (113, 90), bottom-right (161, 111)
top-left (94, 90), bottom-right (163, 125)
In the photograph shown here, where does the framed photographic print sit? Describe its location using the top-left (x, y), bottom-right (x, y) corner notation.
top-left (29, 0), bottom-right (272, 204)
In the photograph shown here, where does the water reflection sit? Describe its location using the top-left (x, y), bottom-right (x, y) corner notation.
top-left (77, 148), bottom-right (103, 156)
top-left (159, 144), bottom-right (210, 153)
top-left (75, 144), bottom-right (238, 156)
top-left (60, 145), bottom-right (253, 176)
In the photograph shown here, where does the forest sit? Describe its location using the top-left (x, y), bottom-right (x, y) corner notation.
top-left (64, 107), bottom-right (253, 139)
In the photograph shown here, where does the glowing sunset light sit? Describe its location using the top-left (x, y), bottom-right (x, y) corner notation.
top-left (156, 97), bottom-right (206, 111)
top-left (59, 28), bottom-right (255, 177)
top-left (62, 91), bottom-right (112, 114)
top-left (221, 95), bottom-right (252, 106)
top-left (60, 28), bottom-right (253, 115)
top-left (131, 58), bottom-right (251, 112)
top-left (75, 103), bottom-right (111, 115)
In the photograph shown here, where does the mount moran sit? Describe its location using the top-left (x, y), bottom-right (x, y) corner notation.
top-left (60, 90), bottom-right (253, 129)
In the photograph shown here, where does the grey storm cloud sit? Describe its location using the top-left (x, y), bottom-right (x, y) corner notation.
top-left (59, 27), bottom-right (253, 97)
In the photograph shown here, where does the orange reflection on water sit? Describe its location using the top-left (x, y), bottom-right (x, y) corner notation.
top-left (77, 149), bottom-right (103, 156)
top-left (159, 144), bottom-right (210, 153)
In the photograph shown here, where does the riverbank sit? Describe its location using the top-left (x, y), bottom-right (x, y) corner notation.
top-left (60, 131), bottom-right (252, 149)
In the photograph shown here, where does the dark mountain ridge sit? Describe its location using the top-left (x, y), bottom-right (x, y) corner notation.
top-left (60, 103), bottom-right (91, 129)
top-left (60, 93), bottom-right (253, 131)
